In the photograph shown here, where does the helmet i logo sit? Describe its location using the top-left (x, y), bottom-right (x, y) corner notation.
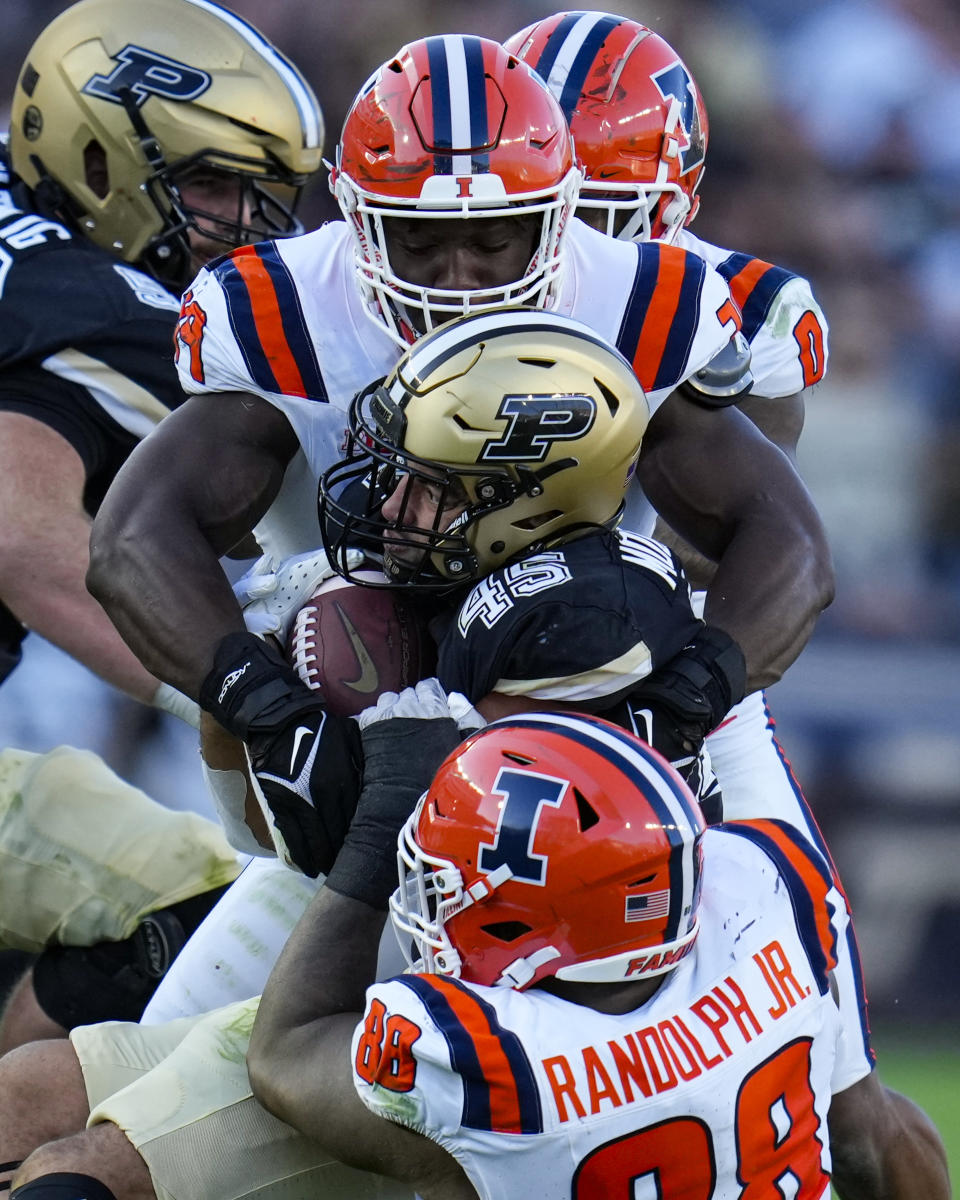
top-left (455, 176), bottom-right (474, 197)
top-left (651, 62), bottom-right (705, 175)
top-left (82, 45), bottom-right (212, 108)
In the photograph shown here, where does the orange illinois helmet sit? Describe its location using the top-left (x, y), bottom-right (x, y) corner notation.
top-left (505, 12), bottom-right (708, 243)
top-left (390, 712), bottom-right (705, 991)
top-left (330, 35), bottom-right (580, 346)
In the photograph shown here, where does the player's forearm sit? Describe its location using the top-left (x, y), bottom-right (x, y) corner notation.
top-left (829, 1079), bottom-right (951, 1200)
top-left (1, 540), bottom-right (163, 705)
top-left (249, 889), bottom-right (385, 1120)
top-left (702, 495), bottom-right (834, 692)
top-left (88, 502), bottom-right (246, 697)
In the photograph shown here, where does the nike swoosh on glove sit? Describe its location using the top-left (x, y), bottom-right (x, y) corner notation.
top-left (200, 631), bottom-right (362, 878)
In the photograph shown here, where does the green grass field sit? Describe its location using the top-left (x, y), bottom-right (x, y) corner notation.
top-left (871, 1027), bottom-right (959, 1186)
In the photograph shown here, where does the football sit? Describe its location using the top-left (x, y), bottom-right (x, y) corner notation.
top-left (287, 570), bottom-right (437, 716)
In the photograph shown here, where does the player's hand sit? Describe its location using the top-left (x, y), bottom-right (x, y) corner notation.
top-left (356, 678), bottom-right (483, 732)
top-left (245, 709), bottom-right (362, 878)
top-left (326, 681), bottom-right (469, 909)
top-left (200, 631), bottom-right (362, 877)
top-left (233, 547), bottom-right (363, 643)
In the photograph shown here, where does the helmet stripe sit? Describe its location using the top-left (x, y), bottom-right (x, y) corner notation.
top-left (399, 309), bottom-right (634, 393)
top-left (425, 37), bottom-right (453, 174)
top-left (425, 36), bottom-right (491, 176)
top-left (526, 12), bottom-right (624, 122)
top-left (398, 975), bottom-right (543, 1133)
top-left (181, 0), bottom-right (322, 147)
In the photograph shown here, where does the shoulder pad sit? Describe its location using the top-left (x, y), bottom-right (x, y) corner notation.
top-left (678, 331), bottom-right (753, 408)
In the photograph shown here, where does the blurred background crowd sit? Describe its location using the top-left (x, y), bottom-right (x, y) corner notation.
top-left (0, 0), bottom-right (957, 1027)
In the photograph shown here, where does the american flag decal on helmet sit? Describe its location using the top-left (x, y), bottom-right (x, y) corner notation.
top-left (625, 888), bottom-right (671, 922)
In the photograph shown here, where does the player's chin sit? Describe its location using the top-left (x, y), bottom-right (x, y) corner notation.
top-left (383, 543), bottom-right (427, 583)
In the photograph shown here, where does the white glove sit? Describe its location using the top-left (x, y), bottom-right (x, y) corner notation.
top-left (356, 678), bottom-right (484, 732)
top-left (233, 547), bottom-right (363, 643)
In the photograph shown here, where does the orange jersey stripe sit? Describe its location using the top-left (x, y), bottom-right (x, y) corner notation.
top-left (724, 256), bottom-right (775, 314)
top-left (733, 819), bottom-right (838, 972)
top-left (418, 975), bottom-right (527, 1133)
top-left (631, 248), bottom-right (687, 392)
top-left (230, 251), bottom-right (308, 397)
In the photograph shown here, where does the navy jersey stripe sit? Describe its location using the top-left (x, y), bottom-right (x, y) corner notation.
top-left (215, 246), bottom-right (326, 400)
top-left (426, 37), bottom-right (453, 175)
top-left (218, 258), bottom-right (278, 394)
top-left (253, 243), bottom-right (327, 399)
top-left (723, 820), bottom-right (836, 994)
top-left (716, 253), bottom-right (796, 343)
top-left (654, 249), bottom-right (705, 392)
top-left (556, 14), bottom-right (624, 122)
top-left (398, 975), bottom-right (543, 1133)
top-left (614, 243), bottom-right (658, 366)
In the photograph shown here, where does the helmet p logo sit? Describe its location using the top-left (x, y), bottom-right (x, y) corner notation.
top-left (83, 45), bottom-right (212, 108)
top-left (480, 393), bottom-right (597, 463)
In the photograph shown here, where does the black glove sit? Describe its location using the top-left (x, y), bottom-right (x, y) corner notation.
top-left (325, 681), bottom-right (470, 909)
top-left (200, 631), bottom-right (362, 877)
top-left (620, 625), bottom-right (746, 799)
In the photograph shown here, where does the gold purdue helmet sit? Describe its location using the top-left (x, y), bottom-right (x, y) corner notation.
top-left (9, 0), bottom-right (324, 287)
top-left (320, 307), bottom-right (650, 591)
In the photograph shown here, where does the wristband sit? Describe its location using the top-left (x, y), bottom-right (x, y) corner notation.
top-left (198, 631), bottom-right (321, 741)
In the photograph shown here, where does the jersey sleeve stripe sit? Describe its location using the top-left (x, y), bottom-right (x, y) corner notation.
top-left (616, 244), bottom-right (705, 393)
top-left (218, 245), bottom-right (326, 400)
top-left (398, 975), bottom-right (543, 1134)
top-left (722, 819), bottom-right (839, 992)
top-left (716, 253), bottom-right (796, 343)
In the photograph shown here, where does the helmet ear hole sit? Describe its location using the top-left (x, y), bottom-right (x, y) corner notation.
top-left (83, 139), bottom-right (109, 199)
top-left (481, 921), bottom-right (533, 943)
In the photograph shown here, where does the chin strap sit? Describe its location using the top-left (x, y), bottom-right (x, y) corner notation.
top-left (496, 946), bottom-right (562, 989)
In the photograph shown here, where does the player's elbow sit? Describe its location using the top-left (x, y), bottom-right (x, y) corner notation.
top-left (247, 1024), bottom-right (302, 1129)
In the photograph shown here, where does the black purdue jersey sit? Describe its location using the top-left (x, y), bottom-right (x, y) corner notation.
top-left (0, 144), bottom-right (186, 678)
top-left (0, 146), bottom-right (186, 516)
top-left (437, 529), bottom-right (702, 708)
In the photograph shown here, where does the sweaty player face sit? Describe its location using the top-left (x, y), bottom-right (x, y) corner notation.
top-left (382, 213), bottom-right (539, 332)
top-left (177, 166), bottom-right (255, 271)
top-left (379, 470), bottom-right (468, 576)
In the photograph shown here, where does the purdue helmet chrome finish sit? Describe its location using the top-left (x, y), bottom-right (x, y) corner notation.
top-left (9, 0), bottom-right (324, 286)
top-left (319, 307), bottom-right (649, 591)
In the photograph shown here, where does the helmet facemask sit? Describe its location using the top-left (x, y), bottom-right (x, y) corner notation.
top-left (320, 380), bottom-right (571, 592)
top-left (331, 34), bottom-right (580, 348)
top-left (335, 168), bottom-right (579, 348)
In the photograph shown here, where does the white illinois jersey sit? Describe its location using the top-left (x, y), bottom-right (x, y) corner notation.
top-left (171, 218), bottom-right (742, 553)
top-left (353, 820), bottom-right (852, 1200)
top-left (674, 228), bottom-right (828, 400)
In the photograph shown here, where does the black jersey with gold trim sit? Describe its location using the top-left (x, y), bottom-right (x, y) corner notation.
top-left (437, 529), bottom-right (702, 708)
top-left (0, 147), bottom-right (185, 516)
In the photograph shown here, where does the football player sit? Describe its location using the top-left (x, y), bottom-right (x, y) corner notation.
top-left (250, 715), bottom-right (949, 1200)
top-left (503, 11), bottom-right (829, 827)
top-left (86, 33), bottom-right (833, 882)
top-left (0, 313), bottom-right (945, 1200)
top-left (0, 0), bottom-right (322, 1054)
top-left (502, 12), bottom-right (953, 1181)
